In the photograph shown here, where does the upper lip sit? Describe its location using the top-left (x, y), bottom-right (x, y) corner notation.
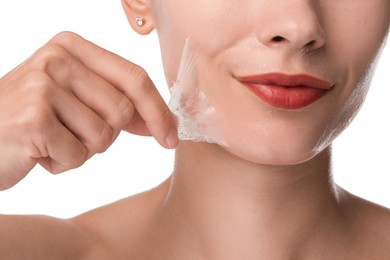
top-left (236, 73), bottom-right (334, 90)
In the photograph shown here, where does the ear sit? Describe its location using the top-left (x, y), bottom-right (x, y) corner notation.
top-left (121, 0), bottom-right (155, 35)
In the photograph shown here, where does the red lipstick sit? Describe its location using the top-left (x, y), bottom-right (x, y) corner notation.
top-left (237, 73), bottom-right (333, 109)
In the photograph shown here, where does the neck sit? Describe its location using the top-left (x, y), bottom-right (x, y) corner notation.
top-left (152, 141), bottom-right (346, 259)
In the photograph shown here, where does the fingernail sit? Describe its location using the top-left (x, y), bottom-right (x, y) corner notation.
top-left (165, 128), bottom-right (178, 149)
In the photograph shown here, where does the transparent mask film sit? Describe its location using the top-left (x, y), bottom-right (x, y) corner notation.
top-left (168, 39), bottom-right (228, 147)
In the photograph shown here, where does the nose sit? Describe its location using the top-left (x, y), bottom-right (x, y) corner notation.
top-left (256, 2), bottom-right (326, 52)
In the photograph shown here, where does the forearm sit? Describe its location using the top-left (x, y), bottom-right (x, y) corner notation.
top-left (0, 214), bottom-right (92, 260)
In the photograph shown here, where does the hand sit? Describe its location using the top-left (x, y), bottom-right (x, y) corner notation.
top-left (0, 31), bottom-right (178, 190)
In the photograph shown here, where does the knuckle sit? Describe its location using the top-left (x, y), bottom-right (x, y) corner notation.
top-left (48, 168), bottom-right (63, 175)
top-left (132, 65), bottom-right (149, 80)
top-left (19, 74), bottom-right (55, 116)
top-left (153, 105), bottom-right (171, 124)
top-left (10, 71), bottom-right (60, 151)
top-left (48, 164), bottom-right (69, 175)
top-left (127, 64), bottom-right (152, 89)
top-left (31, 44), bottom-right (71, 71)
top-left (160, 106), bottom-right (172, 121)
top-left (48, 148), bottom-right (88, 175)
top-left (110, 97), bottom-right (134, 127)
top-left (15, 82), bottom-right (55, 133)
top-left (92, 123), bottom-right (113, 153)
top-left (22, 104), bottom-right (54, 136)
top-left (49, 31), bottom-right (82, 47)
top-left (67, 148), bottom-right (88, 170)
top-left (21, 71), bottom-right (54, 95)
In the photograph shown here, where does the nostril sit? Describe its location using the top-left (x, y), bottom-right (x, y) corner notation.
top-left (306, 40), bottom-right (316, 47)
top-left (272, 36), bottom-right (285, 42)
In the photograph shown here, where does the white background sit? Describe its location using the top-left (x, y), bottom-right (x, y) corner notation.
top-left (0, 0), bottom-right (389, 218)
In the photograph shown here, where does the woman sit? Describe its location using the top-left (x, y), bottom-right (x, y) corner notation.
top-left (1, 0), bottom-right (390, 259)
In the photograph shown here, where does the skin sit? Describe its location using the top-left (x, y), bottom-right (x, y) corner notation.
top-left (1, 0), bottom-right (390, 259)
top-left (0, 32), bottom-right (179, 189)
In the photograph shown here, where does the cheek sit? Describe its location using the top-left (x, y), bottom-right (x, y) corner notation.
top-left (154, 1), bottom-right (254, 85)
top-left (154, 0), bottom-right (390, 165)
top-left (319, 6), bottom-right (389, 146)
top-left (193, 58), bottom-right (338, 164)
top-left (324, 0), bottom-right (390, 84)
top-left (218, 99), bottom-right (340, 165)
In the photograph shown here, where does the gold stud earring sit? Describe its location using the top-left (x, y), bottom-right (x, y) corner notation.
top-left (136, 17), bottom-right (144, 27)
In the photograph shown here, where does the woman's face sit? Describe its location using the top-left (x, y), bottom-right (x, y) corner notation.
top-left (149, 0), bottom-right (390, 165)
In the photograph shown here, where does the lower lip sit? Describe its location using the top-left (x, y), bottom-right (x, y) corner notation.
top-left (243, 83), bottom-right (328, 109)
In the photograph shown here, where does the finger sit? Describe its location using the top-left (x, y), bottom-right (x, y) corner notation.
top-left (70, 72), bottom-right (136, 136)
top-left (49, 32), bottom-right (178, 149)
top-left (36, 121), bottom-right (88, 174)
top-left (35, 44), bottom-right (137, 134)
top-left (26, 110), bottom-right (88, 174)
top-left (123, 109), bottom-right (152, 136)
top-left (48, 84), bottom-right (117, 157)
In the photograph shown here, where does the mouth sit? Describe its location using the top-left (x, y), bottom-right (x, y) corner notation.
top-left (236, 73), bottom-right (334, 109)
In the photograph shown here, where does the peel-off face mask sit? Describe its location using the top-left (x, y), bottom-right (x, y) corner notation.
top-left (168, 39), bottom-right (227, 146)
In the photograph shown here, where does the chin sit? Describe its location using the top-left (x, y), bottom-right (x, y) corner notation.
top-left (222, 133), bottom-right (329, 166)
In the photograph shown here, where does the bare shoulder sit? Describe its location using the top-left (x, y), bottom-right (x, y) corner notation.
top-left (72, 177), bottom-right (171, 259)
top-left (340, 189), bottom-right (390, 259)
